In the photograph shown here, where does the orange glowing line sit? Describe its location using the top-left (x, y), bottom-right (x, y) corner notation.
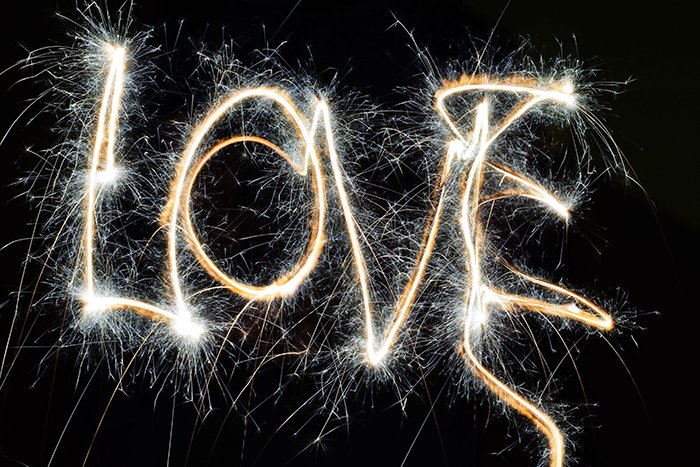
top-left (461, 338), bottom-right (566, 466)
top-left (490, 164), bottom-right (570, 220)
top-left (83, 296), bottom-right (176, 322)
top-left (493, 267), bottom-right (613, 330)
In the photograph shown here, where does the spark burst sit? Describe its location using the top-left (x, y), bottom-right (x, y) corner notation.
top-left (9, 11), bottom-right (626, 467)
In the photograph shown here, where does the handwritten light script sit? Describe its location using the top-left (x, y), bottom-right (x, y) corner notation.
top-left (70, 42), bottom-right (616, 467)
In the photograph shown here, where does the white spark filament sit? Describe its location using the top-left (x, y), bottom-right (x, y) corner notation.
top-left (67, 36), bottom-right (618, 467)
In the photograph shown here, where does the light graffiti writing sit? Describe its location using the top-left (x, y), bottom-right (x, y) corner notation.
top-left (80, 43), bottom-right (613, 467)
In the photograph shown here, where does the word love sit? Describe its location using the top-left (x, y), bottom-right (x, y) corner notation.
top-left (80, 43), bottom-right (612, 467)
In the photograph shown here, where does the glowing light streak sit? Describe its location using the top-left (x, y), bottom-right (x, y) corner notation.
top-left (79, 42), bottom-right (613, 466)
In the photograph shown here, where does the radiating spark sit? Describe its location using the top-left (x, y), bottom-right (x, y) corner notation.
top-left (78, 41), bottom-right (613, 467)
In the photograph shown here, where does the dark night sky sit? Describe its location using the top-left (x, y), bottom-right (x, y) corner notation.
top-left (0, 1), bottom-right (697, 466)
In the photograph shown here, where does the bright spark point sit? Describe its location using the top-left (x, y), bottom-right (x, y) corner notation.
top-left (95, 166), bottom-right (118, 183)
top-left (82, 295), bottom-right (109, 314)
top-left (172, 316), bottom-right (206, 340)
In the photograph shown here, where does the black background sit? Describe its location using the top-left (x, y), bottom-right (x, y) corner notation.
top-left (0, 1), bottom-right (697, 466)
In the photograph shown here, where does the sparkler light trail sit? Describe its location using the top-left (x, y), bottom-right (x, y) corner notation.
top-left (436, 77), bottom-right (613, 466)
top-left (45, 30), bottom-right (619, 467)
